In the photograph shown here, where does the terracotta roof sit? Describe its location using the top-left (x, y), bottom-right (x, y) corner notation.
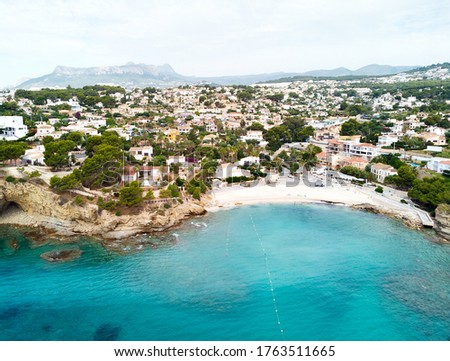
top-left (371, 163), bottom-right (395, 171)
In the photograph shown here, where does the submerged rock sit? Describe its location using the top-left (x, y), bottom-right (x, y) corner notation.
top-left (40, 248), bottom-right (82, 262)
top-left (93, 323), bottom-right (121, 341)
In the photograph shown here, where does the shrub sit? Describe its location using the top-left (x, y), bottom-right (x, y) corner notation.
top-left (145, 189), bottom-right (155, 200)
top-left (375, 186), bottom-right (384, 193)
top-left (340, 166), bottom-right (370, 180)
top-left (72, 195), bottom-right (84, 206)
top-left (401, 199), bottom-right (408, 204)
top-left (5, 176), bottom-right (16, 183)
top-left (163, 203), bottom-right (171, 209)
top-left (28, 170), bottom-right (41, 178)
top-left (224, 176), bottom-right (253, 183)
top-left (192, 187), bottom-right (201, 200)
top-left (159, 188), bottom-right (173, 198)
top-left (97, 197), bottom-right (117, 211)
top-left (115, 211), bottom-right (122, 216)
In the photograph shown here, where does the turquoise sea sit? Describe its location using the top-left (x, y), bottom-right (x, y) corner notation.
top-left (0, 204), bottom-right (449, 341)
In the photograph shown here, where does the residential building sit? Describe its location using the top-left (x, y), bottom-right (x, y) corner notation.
top-left (215, 163), bottom-right (252, 179)
top-left (122, 166), bottom-right (138, 183)
top-left (370, 163), bottom-right (397, 182)
top-left (167, 155), bottom-right (186, 165)
top-left (0, 116), bottom-right (28, 140)
top-left (348, 143), bottom-right (380, 159)
top-left (238, 156), bottom-right (260, 167)
top-left (241, 130), bottom-right (264, 143)
top-left (427, 158), bottom-right (450, 174)
top-left (130, 146), bottom-right (153, 161)
top-left (22, 145), bottom-right (45, 165)
top-left (35, 123), bottom-right (55, 139)
top-left (338, 156), bottom-right (369, 170)
top-left (418, 132), bottom-right (446, 146)
top-left (177, 124), bottom-right (192, 134)
top-left (377, 134), bottom-right (399, 147)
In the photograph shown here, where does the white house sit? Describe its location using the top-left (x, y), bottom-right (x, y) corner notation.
top-left (427, 158), bottom-right (450, 174)
top-left (0, 116), bottom-right (28, 140)
top-left (238, 156), bottom-right (260, 167)
top-left (348, 143), bottom-right (380, 160)
top-left (370, 163), bottom-right (397, 183)
top-left (35, 123), bottom-right (55, 139)
top-left (377, 134), bottom-right (399, 147)
top-left (215, 163), bottom-right (252, 180)
top-left (129, 146), bottom-right (153, 161)
top-left (240, 130), bottom-right (264, 143)
top-left (22, 145), bottom-right (45, 165)
top-left (418, 132), bottom-right (446, 146)
top-left (167, 155), bottom-right (186, 165)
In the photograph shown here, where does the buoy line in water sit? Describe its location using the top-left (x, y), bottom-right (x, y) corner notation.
top-left (225, 213), bottom-right (231, 257)
top-left (250, 213), bottom-right (285, 339)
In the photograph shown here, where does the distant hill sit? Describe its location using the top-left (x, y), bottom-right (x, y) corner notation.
top-left (16, 63), bottom-right (299, 89)
top-left (262, 64), bottom-right (420, 83)
top-left (17, 63), bottom-right (188, 89)
top-left (15, 63), bottom-right (421, 89)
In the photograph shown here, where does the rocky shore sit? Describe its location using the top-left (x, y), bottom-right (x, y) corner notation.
top-left (1, 179), bottom-right (449, 244)
top-left (434, 204), bottom-right (450, 243)
top-left (0, 180), bottom-right (206, 241)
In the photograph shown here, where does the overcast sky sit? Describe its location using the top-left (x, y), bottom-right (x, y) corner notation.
top-left (0, 0), bottom-right (449, 88)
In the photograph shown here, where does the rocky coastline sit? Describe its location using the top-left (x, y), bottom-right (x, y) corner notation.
top-left (1, 179), bottom-right (449, 244)
top-left (0, 180), bottom-right (206, 242)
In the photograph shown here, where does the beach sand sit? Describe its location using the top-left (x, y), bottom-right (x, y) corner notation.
top-left (206, 177), bottom-right (424, 227)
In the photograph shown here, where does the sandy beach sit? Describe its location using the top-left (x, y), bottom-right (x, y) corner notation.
top-left (206, 177), bottom-right (431, 228)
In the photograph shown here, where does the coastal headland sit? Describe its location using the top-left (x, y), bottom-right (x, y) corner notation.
top-left (0, 179), bottom-right (205, 241)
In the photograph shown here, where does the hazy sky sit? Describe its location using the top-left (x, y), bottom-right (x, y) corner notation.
top-left (0, 0), bottom-right (449, 88)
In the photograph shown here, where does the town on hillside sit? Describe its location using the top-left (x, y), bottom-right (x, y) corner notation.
top-left (0, 64), bottom-right (450, 213)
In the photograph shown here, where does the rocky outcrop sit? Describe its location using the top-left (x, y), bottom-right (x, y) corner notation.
top-left (40, 248), bottom-right (82, 262)
top-left (351, 203), bottom-right (422, 230)
top-left (434, 204), bottom-right (450, 242)
top-left (0, 180), bottom-right (206, 240)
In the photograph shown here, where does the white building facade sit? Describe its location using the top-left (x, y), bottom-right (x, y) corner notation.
top-left (0, 116), bottom-right (28, 140)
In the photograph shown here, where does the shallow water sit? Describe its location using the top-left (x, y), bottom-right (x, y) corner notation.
top-left (0, 204), bottom-right (449, 340)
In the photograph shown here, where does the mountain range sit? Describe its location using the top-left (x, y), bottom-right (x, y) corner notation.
top-left (16, 63), bottom-right (420, 89)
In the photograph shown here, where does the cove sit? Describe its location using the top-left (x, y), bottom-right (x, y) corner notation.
top-left (0, 204), bottom-right (449, 340)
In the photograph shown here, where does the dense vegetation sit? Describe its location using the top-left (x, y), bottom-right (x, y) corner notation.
top-left (15, 85), bottom-right (125, 107)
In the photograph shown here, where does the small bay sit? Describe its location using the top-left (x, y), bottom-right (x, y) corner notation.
top-left (0, 204), bottom-right (449, 340)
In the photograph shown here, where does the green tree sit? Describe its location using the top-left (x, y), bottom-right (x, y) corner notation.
top-left (267, 93), bottom-right (284, 103)
top-left (408, 176), bottom-right (450, 210)
top-left (44, 140), bottom-right (76, 170)
top-left (371, 154), bottom-right (405, 169)
top-left (0, 142), bottom-right (27, 164)
top-left (119, 181), bottom-right (143, 206)
top-left (80, 144), bottom-right (122, 188)
top-left (339, 166), bottom-right (370, 179)
top-left (263, 125), bottom-right (291, 151)
top-left (61, 131), bottom-right (85, 146)
top-left (50, 170), bottom-right (81, 191)
top-left (298, 144), bottom-right (322, 171)
top-left (385, 165), bottom-right (417, 189)
top-left (247, 122), bottom-right (265, 131)
top-left (340, 119), bottom-right (361, 136)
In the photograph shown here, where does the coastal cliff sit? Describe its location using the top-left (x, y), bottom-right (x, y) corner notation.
top-left (0, 180), bottom-right (206, 240)
top-left (434, 204), bottom-right (450, 242)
